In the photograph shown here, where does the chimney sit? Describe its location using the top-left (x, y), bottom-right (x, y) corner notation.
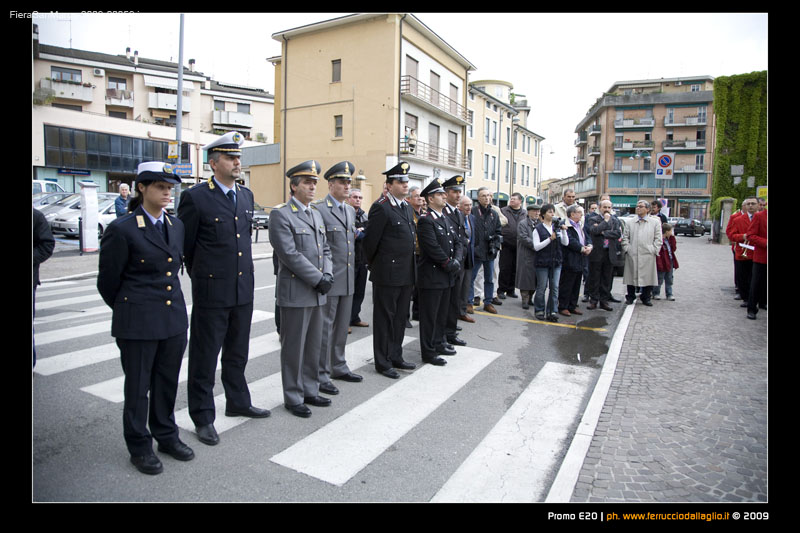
top-left (189, 58), bottom-right (195, 72)
top-left (134, 50), bottom-right (139, 66)
top-left (126, 47), bottom-right (131, 60)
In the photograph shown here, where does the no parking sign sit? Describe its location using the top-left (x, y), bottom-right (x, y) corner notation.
top-left (655, 152), bottom-right (675, 179)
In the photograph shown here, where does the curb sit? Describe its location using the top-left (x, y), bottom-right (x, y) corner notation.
top-left (545, 301), bottom-right (636, 502)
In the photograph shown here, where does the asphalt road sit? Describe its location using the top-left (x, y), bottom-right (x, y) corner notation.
top-left (33, 252), bottom-right (627, 502)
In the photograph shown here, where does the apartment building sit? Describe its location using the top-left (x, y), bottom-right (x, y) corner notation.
top-left (262, 13), bottom-right (474, 207)
top-left (32, 24), bottom-right (273, 194)
top-left (466, 80), bottom-right (544, 206)
top-left (573, 76), bottom-right (715, 218)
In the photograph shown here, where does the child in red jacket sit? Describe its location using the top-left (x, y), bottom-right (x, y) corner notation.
top-left (654, 223), bottom-right (679, 301)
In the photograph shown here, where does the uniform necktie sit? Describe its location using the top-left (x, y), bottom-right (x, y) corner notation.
top-left (227, 189), bottom-right (236, 207)
top-left (155, 219), bottom-right (168, 243)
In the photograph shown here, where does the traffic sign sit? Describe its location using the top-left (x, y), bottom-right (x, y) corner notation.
top-left (655, 152), bottom-right (675, 180)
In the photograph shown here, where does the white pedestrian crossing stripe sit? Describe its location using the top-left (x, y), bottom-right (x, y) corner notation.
top-left (34, 309), bottom-right (273, 376)
top-left (270, 345), bottom-right (502, 486)
top-left (430, 362), bottom-right (594, 502)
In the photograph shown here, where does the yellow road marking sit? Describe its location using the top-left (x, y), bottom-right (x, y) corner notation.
top-left (473, 311), bottom-right (607, 332)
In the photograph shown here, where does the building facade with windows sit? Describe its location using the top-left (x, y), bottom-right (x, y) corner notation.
top-left (573, 76), bottom-right (715, 218)
top-left (465, 80), bottom-right (544, 206)
top-left (263, 13), bottom-right (474, 207)
top-left (32, 25), bottom-right (273, 194)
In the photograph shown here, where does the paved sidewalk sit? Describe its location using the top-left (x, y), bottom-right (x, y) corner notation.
top-left (566, 235), bottom-right (768, 502)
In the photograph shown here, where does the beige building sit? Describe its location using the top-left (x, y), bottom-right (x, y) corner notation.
top-left (260, 13), bottom-right (475, 207)
top-left (466, 80), bottom-right (544, 206)
top-left (574, 76), bottom-right (715, 218)
top-left (32, 24), bottom-right (273, 194)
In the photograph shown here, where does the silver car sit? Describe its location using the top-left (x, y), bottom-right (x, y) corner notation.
top-left (50, 194), bottom-right (120, 238)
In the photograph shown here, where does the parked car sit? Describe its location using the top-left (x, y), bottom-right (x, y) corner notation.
top-left (252, 202), bottom-right (270, 229)
top-left (673, 217), bottom-right (705, 237)
top-left (44, 192), bottom-right (118, 225)
top-left (32, 180), bottom-right (66, 195)
top-left (51, 194), bottom-right (120, 239)
top-left (33, 191), bottom-right (73, 209)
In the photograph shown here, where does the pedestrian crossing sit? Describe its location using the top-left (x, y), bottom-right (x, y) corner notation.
top-left (33, 278), bottom-right (605, 502)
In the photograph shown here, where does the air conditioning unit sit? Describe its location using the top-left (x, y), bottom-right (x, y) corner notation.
top-left (93, 68), bottom-right (105, 77)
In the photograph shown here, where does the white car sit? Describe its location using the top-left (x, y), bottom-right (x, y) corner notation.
top-left (51, 195), bottom-right (120, 239)
top-left (32, 180), bottom-right (66, 195)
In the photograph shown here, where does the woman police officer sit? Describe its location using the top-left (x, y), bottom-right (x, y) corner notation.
top-left (97, 162), bottom-right (194, 475)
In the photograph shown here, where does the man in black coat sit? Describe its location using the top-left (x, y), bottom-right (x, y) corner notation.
top-left (348, 188), bottom-right (369, 328)
top-left (178, 132), bottom-right (270, 446)
top-left (442, 175), bottom-right (470, 340)
top-left (417, 179), bottom-right (463, 365)
top-left (585, 199), bottom-right (624, 311)
top-left (499, 192), bottom-right (526, 299)
top-left (470, 187), bottom-right (503, 313)
top-left (362, 162), bottom-right (417, 379)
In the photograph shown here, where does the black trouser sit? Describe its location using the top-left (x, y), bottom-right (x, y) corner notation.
top-left (118, 333), bottom-right (187, 456)
top-left (350, 262), bottom-right (368, 324)
top-left (187, 303), bottom-right (254, 426)
top-left (444, 271), bottom-right (463, 340)
top-left (498, 245), bottom-right (517, 295)
top-left (559, 269), bottom-right (583, 311)
top-left (734, 260), bottom-right (753, 304)
top-left (419, 286), bottom-right (451, 361)
top-left (627, 285), bottom-right (652, 302)
top-left (748, 262), bottom-right (767, 314)
top-left (587, 255), bottom-right (615, 303)
top-left (373, 284), bottom-right (413, 372)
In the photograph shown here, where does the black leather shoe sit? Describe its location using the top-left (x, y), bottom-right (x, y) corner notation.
top-left (600, 302), bottom-right (613, 311)
top-left (304, 395), bottom-right (332, 407)
top-left (498, 293), bottom-right (506, 299)
top-left (392, 360), bottom-right (416, 370)
top-left (609, 296), bottom-right (622, 303)
top-left (423, 357), bottom-right (447, 366)
top-left (447, 336), bottom-right (467, 346)
top-left (157, 440), bottom-right (195, 461)
top-left (641, 300), bottom-right (653, 307)
top-left (380, 368), bottom-right (400, 379)
top-left (507, 292), bottom-right (519, 298)
top-left (195, 424), bottom-right (220, 446)
top-left (225, 405), bottom-right (271, 418)
top-left (319, 382), bottom-right (340, 395)
top-left (491, 297), bottom-right (503, 305)
top-left (747, 312), bottom-right (757, 320)
top-left (131, 453), bottom-right (163, 475)
top-left (332, 372), bottom-right (363, 382)
top-left (436, 345), bottom-right (457, 355)
top-left (285, 403), bottom-right (312, 418)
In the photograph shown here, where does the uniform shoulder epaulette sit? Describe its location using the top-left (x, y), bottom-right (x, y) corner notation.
top-left (377, 195), bottom-right (388, 204)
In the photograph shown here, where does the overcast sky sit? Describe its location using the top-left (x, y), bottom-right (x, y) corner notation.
top-left (35, 12), bottom-right (768, 181)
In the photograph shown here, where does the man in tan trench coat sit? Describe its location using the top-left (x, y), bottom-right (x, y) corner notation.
top-left (622, 200), bottom-right (662, 306)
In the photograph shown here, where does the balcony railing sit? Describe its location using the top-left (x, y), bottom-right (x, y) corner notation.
top-left (40, 78), bottom-right (94, 102)
top-left (664, 115), bottom-right (707, 127)
top-left (614, 117), bottom-right (655, 128)
top-left (663, 139), bottom-right (706, 150)
top-left (105, 88), bottom-right (134, 108)
top-left (613, 140), bottom-right (655, 150)
top-left (400, 139), bottom-right (469, 171)
top-left (400, 75), bottom-right (470, 124)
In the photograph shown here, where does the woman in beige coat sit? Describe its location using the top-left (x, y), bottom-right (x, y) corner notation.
top-left (621, 200), bottom-right (662, 306)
